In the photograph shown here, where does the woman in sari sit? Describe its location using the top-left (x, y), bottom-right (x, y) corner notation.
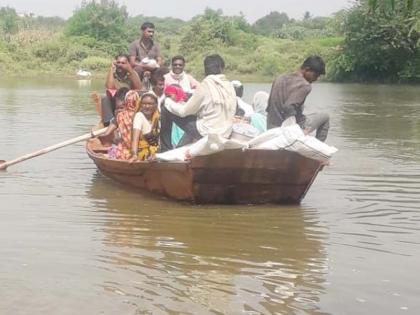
top-left (98, 87), bottom-right (140, 160)
top-left (131, 92), bottom-right (160, 160)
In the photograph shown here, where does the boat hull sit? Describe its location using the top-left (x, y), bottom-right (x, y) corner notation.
top-left (86, 140), bottom-right (322, 204)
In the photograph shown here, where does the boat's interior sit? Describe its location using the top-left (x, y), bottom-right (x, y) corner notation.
top-left (87, 139), bottom-right (109, 155)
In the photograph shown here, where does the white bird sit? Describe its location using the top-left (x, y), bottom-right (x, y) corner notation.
top-left (76, 69), bottom-right (92, 79)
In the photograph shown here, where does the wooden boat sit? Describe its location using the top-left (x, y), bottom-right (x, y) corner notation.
top-left (86, 139), bottom-right (323, 204)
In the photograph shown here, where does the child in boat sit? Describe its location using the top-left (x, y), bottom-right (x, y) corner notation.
top-left (130, 92), bottom-right (160, 160)
top-left (98, 87), bottom-right (140, 160)
top-left (163, 84), bottom-right (189, 147)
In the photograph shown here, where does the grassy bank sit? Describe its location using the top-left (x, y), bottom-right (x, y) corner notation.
top-left (2, 1), bottom-right (420, 83)
top-left (0, 29), bottom-right (342, 82)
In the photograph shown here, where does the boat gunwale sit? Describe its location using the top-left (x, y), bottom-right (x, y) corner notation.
top-left (86, 140), bottom-right (321, 168)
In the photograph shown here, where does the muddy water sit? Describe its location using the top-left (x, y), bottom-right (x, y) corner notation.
top-left (1, 79), bottom-right (419, 314)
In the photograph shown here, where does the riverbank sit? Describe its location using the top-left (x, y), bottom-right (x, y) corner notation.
top-left (0, 27), bottom-right (342, 83)
top-left (0, 68), bottom-right (274, 83)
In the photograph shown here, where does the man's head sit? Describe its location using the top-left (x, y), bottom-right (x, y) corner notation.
top-left (151, 67), bottom-right (169, 96)
top-left (141, 22), bottom-right (155, 40)
top-left (115, 54), bottom-right (130, 75)
top-left (114, 87), bottom-right (130, 111)
top-left (300, 55), bottom-right (326, 83)
top-left (171, 55), bottom-right (186, 74)
top-left (231, 80), bottom-right (243, 97)
top-left (152, 77), bottom-right (165, 96)
top-left (204, 54), bottom-right (225, 76)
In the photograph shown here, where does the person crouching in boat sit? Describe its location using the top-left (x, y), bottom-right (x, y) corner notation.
top-left (98, 88), bottom-right (140, 160)
top-left (130, 92), bottom-right (160, 161)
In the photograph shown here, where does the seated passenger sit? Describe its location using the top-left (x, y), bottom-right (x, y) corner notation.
top-left (267, 55), bottom-right (329, 141)
top-left (131, 93), bottom-right (160, 161)
top-left (92, 54), bottom-right (141, 126)
top-left (250, 91), bottom-right (269, 133)
top-left (159, 54), bottom-right (236, 152)
top-left (164, 55), bottom-right (199, 93)
top-left (98, 88), bottom-right (140, 160)
top-left (165, 84), bottom-right (187, 102)
top-left (231, 80), bottom-right (254, 118)
top-left (164, 85), bottom-right (187, 147)
top-left (140, 69), bottom-right (153, 92)
top-left (151, 67), bottom-right (170, 111)
top-left (129, 22), bottom-right (163, 78)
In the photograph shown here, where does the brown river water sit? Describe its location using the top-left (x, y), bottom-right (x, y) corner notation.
top-left (1, 78), bottom-right (420, 315)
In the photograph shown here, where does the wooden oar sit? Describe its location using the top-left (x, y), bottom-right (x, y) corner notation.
top-left (0, 127), bottom-right (107, 171)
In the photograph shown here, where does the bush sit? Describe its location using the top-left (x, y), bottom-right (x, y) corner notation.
top-left (65, 0), bottom-right (128, 43)
top-left (32, 41), bottom-right (67, 62)
top-left (65, 45), bottom-right (90, 63)
top-left (80, 56), bottom-right (109, 71)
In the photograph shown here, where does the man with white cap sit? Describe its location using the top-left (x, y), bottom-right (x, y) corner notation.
top-left (231, 80), bottom-right (254, 117)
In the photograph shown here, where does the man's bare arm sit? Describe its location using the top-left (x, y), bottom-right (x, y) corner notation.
top-left (105, 62), bottom-right (116, 89)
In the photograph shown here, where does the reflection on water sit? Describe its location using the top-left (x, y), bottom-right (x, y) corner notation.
top-left (88, 172), bottom-right (328, 314)
top-left (1, 79), bottom-right (420, 314)
top-left (77, 79), bottom-right (92, 88)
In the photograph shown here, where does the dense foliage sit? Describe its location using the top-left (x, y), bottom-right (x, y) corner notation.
top-left (0, 3), bottom-right (342, 80)
top-left (330, 0), bottom-right (420, 82)
top-left (252, 11), bottom-right (290, 35)
top-left (0, 0), bottom-right (419, 82)
top-left (0, 7), bottom-right (19, 38)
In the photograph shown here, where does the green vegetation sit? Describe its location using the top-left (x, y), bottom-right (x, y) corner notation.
top-left (0, 1), bottom-right (343, 81)
top-left (0, 0), bottom-right (419, 82)
top-left (329, 0), bottom-right (420, 82)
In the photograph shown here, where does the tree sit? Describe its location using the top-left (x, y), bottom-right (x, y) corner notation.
top-left (179, 8), bottom-right (237, 54)
top-left (366, 0), bottom-right (418, 14)
top-left (252, 11), bottom-right (290, 35)
top-left (330, 0), bottom-right (420, 81)
top-left (0, 7), bottom-right (19, 39)
top-left (65, 0), bottom-right (128, 43)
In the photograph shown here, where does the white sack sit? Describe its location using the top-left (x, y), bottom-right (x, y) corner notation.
top-left (246, 117), bottom-right (297, 148)
top-left (156, 134), bottom-right (245, 161)
top-left (285, 137), bottom-right (338, 162)
top-left (247, 116), bottom-right (338, 162)
top-left (155, 145), bottom-right (190, 161)
top-left (250, 123), bottom-right (304, 150)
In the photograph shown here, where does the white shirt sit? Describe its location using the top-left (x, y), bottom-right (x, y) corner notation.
top-left (164, 74), bottom-right (236, 137)
top-left (133, 112), bottom-right (152, 134)
top-left (237, 97), bottom-right (254, 117)
top-left (157, 94), bottom-right (165, 112)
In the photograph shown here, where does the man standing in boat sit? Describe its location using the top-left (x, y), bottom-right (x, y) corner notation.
top-left (159, 54), bottom-right (237, 152)
top-left (266, 55), bottom-right (329, 142)
top-left (128, 22), bottom-right (163, 78)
